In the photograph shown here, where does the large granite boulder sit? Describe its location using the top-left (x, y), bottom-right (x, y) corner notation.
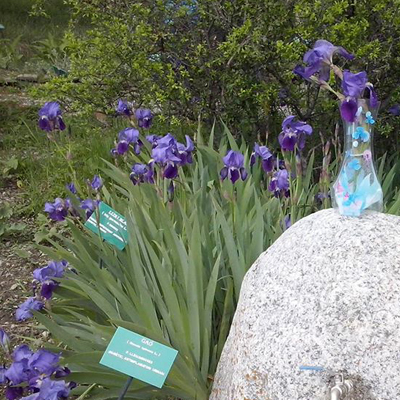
top-left (210, 209), bottom-right (400, 400)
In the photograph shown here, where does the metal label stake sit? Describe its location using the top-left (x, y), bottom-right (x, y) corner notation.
top-left (117, 376), bottom-right (133, 400)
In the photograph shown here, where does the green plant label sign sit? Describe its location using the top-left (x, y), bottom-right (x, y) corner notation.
top-left (84, 202), bottom-right (128, 250)
top-left (100, 327), bottom-right (178, 388)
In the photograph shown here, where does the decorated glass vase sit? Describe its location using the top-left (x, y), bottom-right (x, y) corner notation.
top-left (332, 99), bottom-right (383, 217)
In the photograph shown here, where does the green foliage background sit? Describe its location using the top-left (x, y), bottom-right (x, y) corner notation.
top-left (36, 0), bottom-right (400, 150)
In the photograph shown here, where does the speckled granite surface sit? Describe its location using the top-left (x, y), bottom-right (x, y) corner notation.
top-left (210, 209), bottom-right (400, 400)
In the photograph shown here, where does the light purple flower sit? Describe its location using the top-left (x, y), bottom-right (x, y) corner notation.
top-left (116, 99), bottom-right (131, 116)
top-left (135, 108), bottom-right (153, 129)
top-left (33, 261), bottom-right (66, 283)
top-left (278, 116), bottom-right (313, 151)
top-left (38, 102), bottom-right (66, 132)
top-left (28, 350), bottom-right (60, 376)
top-left (16, 298), bottom-right (44, 321)
top-left (268, 169), bottom-right (290, 197)
top-left (220, 150), bottom-right (248, 184)
top-left (13, 345), bottom-right (33, 362)
top-left (251, 144), bottom-right (275, 172)
top-left (130, 163), bottom-right (155, 185)
top-left (90, 175), bottom-right (103, 191)
top-left (146, 134), bottom-right (161, 147)
top-left (294, 39), bottom-right (354, 81)
top-left (342, 70), bottom-right (368, 98)
top-left (21, 378), bottom-right (70, 400)
top-left (44, 198), bottom-right (68, 222)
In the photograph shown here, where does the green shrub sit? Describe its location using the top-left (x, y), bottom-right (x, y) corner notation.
top-left (35, 0), bottom-right (400, 150)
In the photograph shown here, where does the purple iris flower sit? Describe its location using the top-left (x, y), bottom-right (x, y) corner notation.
top-left (340, 98), bottom-right (358, 122)
top-left (33, 261), bottom-right (67, 283)
top-left (5, 386), bottom-right (24, 400)
top-left (342, 70), bottom-right (368, 98)
top-left (135, 108), bottom-right (153, 129)
top-left (22, 378), bottom-right (70, 400)
top-left (15, 298), bottom-right (44, 321)
top-left (116, 99), bottom-right (131, 116)
top-left (90, 175), bottom-right (103, 191)
top-left (13, 345), bottom-right (33, 362)
top-left (32, 259), bottom-right (66, 299)
top-left (38, 102), bottom-right (66, 132)
top-left (294, 39), bottom-right (354, 81)
top-left (389, 104), bottom-right (400, 116)
top-left (116, 128), bottom-right (142, 155)
top-left (176, 136), bottom-right (195, 165)
top-left (251, 144), bottom-right (275, 172)
top-left (130, 163), bottom-right (155, 185)
top-left (80, 199), bottom-right (98, 219)
top-left (220, 150), bottom-right (248, 184)
top-left (0, 366), bottom-right (6, 384)
top-left (278, 116), bottom-right (313, 151)
top-left (65, 183), bottom-right (77, 194)
top-left (28, 350), bottom-right (60, 376)
top-left (44, 198), bottom-right (69, 222)
top-left (151, 134), bottom-right (181, 179)
top-left (0, 329), bottom-right (10, 353)
top-left (268, 169), bottom-right (290, 197)
top-left (5, 360), bottom-right (29, 385)
top-left (146, 134), bottom-right (161, 146)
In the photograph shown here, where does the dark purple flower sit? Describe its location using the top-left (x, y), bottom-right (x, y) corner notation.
top-left (116, 99), bottom-right (131, 116)
top-left (340, 98), bottom-right (358, 122)
top-left (80, 199), bottom-right (98, 219)
top-left (15, 298), bottom-right (44, 321)
top-left (130, 163), bottom-right (154, 185)
top-left (90, 175), bottom-right (103, 191)
top-left (251, 144), bottom-right (275, 172)
top-left (294, 40), bottom-right (354, 81)
top-left (54, 367), bottom-right (70, 378)
top-left (268, 169), bottom-right (290, 197)
top-left (342, 70), bottom-right (368, 98)
top-left (220, 150), bottom-right (248, 184)
top-left (44, 198), bottom-right (68, 222)
top-left (28, 350), bottom-right (60, 376)
top-left (5, 386), bottom-right (24, 400)
top-left (389, 104), bottom-right (400, 116)
top-left (0, 329), bottom-right (10, 353)
top-left (40, 282), bottom-right (58, 300)
top-left (22, 378), bottom-right (70, 400)
top-left (167, 181), bottom-right (175, 202)
top-left (38, 102), bottom-right (65, 132)
top-left (33, 261), bottom-right (67, 283)
top-left (135, 108), bottom-right (153, 129)
top-left (65, 183), bottom-right (76, 194)
top-left (279, 116), bottom-right (313, 151)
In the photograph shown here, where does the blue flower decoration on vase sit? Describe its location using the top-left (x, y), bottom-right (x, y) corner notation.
top-left (352, 127), bottom-right (370, 142)
top-left (348, 158), bottom-right (361, 171)
top-left (365, 111), bottom-right (375, 124)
